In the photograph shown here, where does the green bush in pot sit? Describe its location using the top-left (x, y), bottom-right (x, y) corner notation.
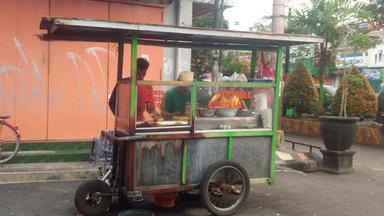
top-left (283, 62), bottom-right (321, 116)
top-left (330, 67), bottom-right (377, 119)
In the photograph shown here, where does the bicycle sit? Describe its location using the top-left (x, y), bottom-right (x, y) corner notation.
top-left (0, 116), bottom-right (20, 164)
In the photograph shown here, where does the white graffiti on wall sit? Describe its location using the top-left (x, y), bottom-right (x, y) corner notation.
top-left (32, 60), bottom-right (42, 81)
top-left (14, 38), bottom-right (29, 65)
top-left (86, 47), bottom-right (115, 92)
top-left (66, 51), bottom-right (100, 107)
top-left (0, 37), bottom-right (116, 115)
top-left (0, 60), bottom-right (23, 113)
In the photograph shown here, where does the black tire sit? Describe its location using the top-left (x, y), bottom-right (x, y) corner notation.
top-left (74, 180), bottom-right (112, 216)
top-left (200, 161), bottom-right (250, 216)
top-left (0, 123), bottom-right (20, 164)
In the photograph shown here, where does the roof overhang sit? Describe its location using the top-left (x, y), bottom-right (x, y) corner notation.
top-left (39, 17), bottom-right (323, 50)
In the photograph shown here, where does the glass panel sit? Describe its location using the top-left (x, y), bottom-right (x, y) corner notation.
top-left (135, 83), bottom-right (192, 129)
top-left (115, 81), bottom-right (131, 133)
top-left (198, 50), bottom-right (276, 82)
top-left (196, 86), bottom-right (274, 130)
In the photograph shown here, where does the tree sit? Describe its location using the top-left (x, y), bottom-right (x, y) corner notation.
top-left (193, 13), bottom-right (229, 29)
top-left (331, 67), bottom-right (377, 119)
top-left (220, 51), bottom-right (251, 77)
top-left (289, 44), bottom-right (315, 64)
top-left (191, 14), bottom-right (229, 80)
top-left (287, 0), bottom-right (373, 105)
top-left (283, 62), bottom-right (320, 116)
top-left (249, 22), bottom-right (271, 32)
top-left (191, 48), bottom-right (214, 79)
top-left (366, 0), bottom-right (384, 28)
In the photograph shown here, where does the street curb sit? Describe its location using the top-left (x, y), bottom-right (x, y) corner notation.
top-left (0, 162), bottom-right (99, 184)
top-left (276, 148), bottom-right (322, 172)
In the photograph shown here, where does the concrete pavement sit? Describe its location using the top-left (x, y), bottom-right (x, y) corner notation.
top-left (1, 161), bottom-right (384, 216)
top-left (1, 134), bottom-right (384, 215)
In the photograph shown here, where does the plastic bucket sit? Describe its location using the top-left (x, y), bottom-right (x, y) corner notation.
top-left (152, 193), bottom-right (177, 208)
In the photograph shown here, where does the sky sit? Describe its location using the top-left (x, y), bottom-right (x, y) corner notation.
top-left (223, 0), bottom-right (370, 31)
top-left (223, 0), bottom-right (310, 31)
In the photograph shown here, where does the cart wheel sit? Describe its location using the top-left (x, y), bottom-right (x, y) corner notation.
top-left (74, 180), bottom-right (112, 216)
top-left (200, 161), bottom-right (250, 216)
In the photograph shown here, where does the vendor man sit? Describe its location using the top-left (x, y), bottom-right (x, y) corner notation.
top-left (109, 57), bottom-right (159, 121)
top-left (162, 71), bottom-right (193, 120)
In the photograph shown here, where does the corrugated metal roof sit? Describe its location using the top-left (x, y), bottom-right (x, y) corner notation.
top-left (39, 17), bottom-right (323, 49)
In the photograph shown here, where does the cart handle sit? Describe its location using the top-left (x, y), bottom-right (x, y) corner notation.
top-left (101, 130), bottom-right (146, 142)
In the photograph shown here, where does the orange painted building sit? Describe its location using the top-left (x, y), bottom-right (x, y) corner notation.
top-left (0, 0), bottom-right (165, 140)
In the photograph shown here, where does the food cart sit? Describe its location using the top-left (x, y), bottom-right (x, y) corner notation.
top-left (39, 17), bottom-right (322, 216)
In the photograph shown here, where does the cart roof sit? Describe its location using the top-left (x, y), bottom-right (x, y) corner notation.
top-left (39, 17), bottom-right (323, 49)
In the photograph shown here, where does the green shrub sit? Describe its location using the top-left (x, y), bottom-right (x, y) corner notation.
top-left (331, 67), bottom-right (377, 119)
top-left (283, 62), bottom-right (320, 116)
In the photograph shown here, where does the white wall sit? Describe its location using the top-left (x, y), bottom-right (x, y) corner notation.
top-left (163, 0), bottom-right (193, 81)
top-left (368, 44), bottom-right (384, 68)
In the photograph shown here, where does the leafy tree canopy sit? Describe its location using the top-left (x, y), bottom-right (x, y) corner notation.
top-left (286, 0), bottom-right (375, 104)
top-left (366, 0), bottom-right (384, 27)
top-left (331, 67), bottom-right (377, 118)
top-left (191, 13), bottom-right (228, 79)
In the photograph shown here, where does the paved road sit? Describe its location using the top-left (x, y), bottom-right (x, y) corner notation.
top-left (1, 135), bottom-right (384, 216)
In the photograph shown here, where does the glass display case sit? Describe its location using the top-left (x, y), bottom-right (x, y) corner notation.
top-left (116, 80), bottom-right (276, 134)
top-left (195, 86), bottom-right (275, 131)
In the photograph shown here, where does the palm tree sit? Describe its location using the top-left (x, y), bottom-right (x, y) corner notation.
top-left (287, 0), bottom-right (373, 104)
top-left (366, 0), bottom-right (384, 28)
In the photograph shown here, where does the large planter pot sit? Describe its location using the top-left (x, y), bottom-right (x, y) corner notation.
top-left (319, 116), bottom-right (359, 151)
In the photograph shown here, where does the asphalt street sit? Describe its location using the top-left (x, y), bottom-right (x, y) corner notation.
top-left (1, 135), bottom-right (384, 216)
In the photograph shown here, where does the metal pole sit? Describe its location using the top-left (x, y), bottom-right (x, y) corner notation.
top-left (269, 46), bottom-right (283, 183)
top-left (214, 0), bottom-right (219, 28)
top-left (174, 0), bottom-right (181, 80)
top-left (251, 49), bottom-right (258, 78)
top-left (284, 46), bottom-right (290, 74)
top-left (129, 35), bottom-right (138, 135)
top-left (117, 42), bottom-right (124, 81)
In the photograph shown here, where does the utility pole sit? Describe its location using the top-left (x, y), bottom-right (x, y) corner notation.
top-left (272, 0), bottom-right (285, 34)
top-left (272, 0), bottom-right (286, 134)
top-left (212, 0), bottom-right (224, 82)
top-left (284, 7), bottom-right (292, 75)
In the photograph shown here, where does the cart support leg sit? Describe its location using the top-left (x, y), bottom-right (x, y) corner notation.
top-left (129, 35), bottom-right (138, 135)
top-left (227, 136), bottom-right (233, 160)
top-left (117, 42), bottom-right (124, 81)
top-left (269, 46), bottom-right (283, 184)
top-left (190, 84), bottom-right (197, 134)
top-left (181, 140), bottom-right (188, 185)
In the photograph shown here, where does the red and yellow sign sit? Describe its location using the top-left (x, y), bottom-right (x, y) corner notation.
top-left (208, 90), bottom-right (251, 109)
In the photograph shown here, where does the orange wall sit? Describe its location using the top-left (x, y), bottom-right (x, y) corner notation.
top-left (0, 0), bottom-right (164, 140)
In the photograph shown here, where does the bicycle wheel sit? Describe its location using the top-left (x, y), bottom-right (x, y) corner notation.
top-left (0, 123), bottom-right (20, 163)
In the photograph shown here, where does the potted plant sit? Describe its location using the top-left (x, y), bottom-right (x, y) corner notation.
top-left (319, 67), bottom-right (377, 173)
